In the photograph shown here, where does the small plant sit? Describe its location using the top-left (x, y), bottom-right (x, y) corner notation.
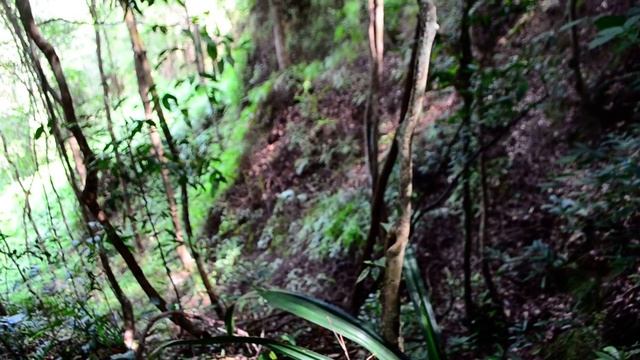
top-left (589, 8), bottom-right (640, 52)
top-left (595, 344), bottom-right (640, 360)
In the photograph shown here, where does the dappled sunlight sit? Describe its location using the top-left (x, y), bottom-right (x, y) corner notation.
top-left (0, 0), bottom-right (639, 358)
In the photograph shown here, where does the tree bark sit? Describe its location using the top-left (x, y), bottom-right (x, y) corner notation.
top-left (14, 0), bottom-right (204, 337)
top-left (269, 0), bottom-right (289, 70)
top-left (67, 135), bottom-right (87, 188)
top-left (121, 2), bottom-right (225, 316)
top-left (457, 0), bottom-right (477, 322)
top-left (99, 246), bottom-right (137, 350)
top-left (477, 125), bottom-right (501, 307)
top-left (568, 0), bottom-right (586, 102)
top-left (380, 0), bottom-right (437, 345)
top-left (89, 0), bottom-right (144, 252)
top-left (349, 12), bottom-right (423, 314)
top-left (183, 4), bottom-right (205, 77)
top-left (191, 208), bottom-right (225, 319)
top-left (364, 0), bottom-right (384, 184)
top-left (120, 2), bottom-right (195, 271)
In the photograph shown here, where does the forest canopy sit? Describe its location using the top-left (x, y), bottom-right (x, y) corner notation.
top-left (0, 0), bottom-right (639, 359)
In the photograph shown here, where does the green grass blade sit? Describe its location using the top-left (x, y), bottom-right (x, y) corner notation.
top-left (224, 303), bottom-right (236, 335)
top-left (149, 335), bottom-right (332, 360)
top-left (259, 289), bottom-right (410, 360)
top-left (404, 246), bottom-right (443, 360)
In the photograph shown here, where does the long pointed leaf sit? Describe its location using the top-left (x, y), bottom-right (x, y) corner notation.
top-left (260, 289), bottom-right (410, 360)
top-left (404, 247), bottom-right (443, 360)
top-left (149, 335), bottom-right (332, 360)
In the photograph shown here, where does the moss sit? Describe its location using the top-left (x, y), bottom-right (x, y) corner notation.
top-left (543, 326), bottom-right (601, 360)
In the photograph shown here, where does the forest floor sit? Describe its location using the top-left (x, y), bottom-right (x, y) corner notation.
top-left (187, 2), bottom-right (640, 359)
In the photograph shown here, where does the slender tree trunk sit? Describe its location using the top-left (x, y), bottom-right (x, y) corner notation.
top-left (122, 3), bottom-right (226, 316)
top-left (193, 23), bottom-right (205, 76)
top-left (119, 117), bottom-right (185, 312)
top-left (121, 3), bottom-right (224, 315)
top-left (89, 0), bottom-right (144, 252)
top-left (183, 4), bottom-right (205, 77)
top-left (14, 0), bottom-right (203, 337)
top-left (350, 0), bottom-right (384, 314)
top-left (183, 3), bottom-right (223, 146)
top-left (98, 246), bottom-right (137, 350)
top-left (380, 0), bottom-right (438, 345)
top-left (349, 14), bottom-right (423, 314)
top-left (457, 0), bottom-right (477, 322)
top-left (67, 135), bottom-right (87, 188)
top-left (269, 0), bottom-right (289, 70)
top-left (120, 2), bottom-right (195, 271)
top-left (568, 0), bottom-right (586, 103)
top-left (462, 147), bottom-right (474, 321)
top-left (364, 0), bottom-right (384, 184)
top-left (477, 125), bottom-right (501, 308)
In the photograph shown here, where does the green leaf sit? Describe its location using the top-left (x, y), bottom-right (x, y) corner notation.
top-left (594, 15), bottom-right (626, 30)
top-left (259, 289), bottom-right (409, 360)
top-left (207, 42), bottom-right (218, 60)
top-left (224, 303), bottom-right (235, 335)
top-left (34, 125), bottom-right (45, 140)
top-left (559, 18), bottom-right (586, 32)
top-left (161, 93), bottom-right (178, 110)
top-left (202, 72), bottom-right (217, 81)
top-left (404, 247), bottom-right (443, 360)
top-left (225, 55), bottom-right (235, 67)
top-left (589, 27), bottom-right (625, 49)
top-left (151, 24), bottom-right (168, 34)
top-left (355, 267), bottom-right (370, 284)
top-left (150, 336), bottom-right (331, 360)
top-left (624, 15), bottom-right (640, 28)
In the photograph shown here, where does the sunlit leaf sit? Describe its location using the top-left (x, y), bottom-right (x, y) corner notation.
top-left (259, 289), bottom-right (409, 360)
top-left (34, 125), bottom-right (45, 140)
top-left (161, 93), bottom-right (178, 110)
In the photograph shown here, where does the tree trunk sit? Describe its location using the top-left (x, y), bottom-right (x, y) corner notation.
top-left (457, 0), bottom-right (477, 322)
top-left (568, 0), bottom-right (586, 102)
top-left (14, 0), bottom-right (204, 337)
top-left (269, 0), bottom-right (289, 70)
top-left (478, 125), bottom-right (501, 308)
top-left (121, 2), bottom-right (195, 271)
top-left (98, 246), bottom-right (137, 350)
top-left (350, 0), bottom-right (384, 314)
top-left (349, 12), bottom-right (423, 314)
top-left (122, 2), bottom-right (225, 315)
top-left (364, 0), bottom-right (384, 184)
top-left (380, 0), bottom-right (438, 345)
top-left (89, 0), bottom-right (144, 252)
top-left (183, 4), bottom-right (205, 77)
top-left (67, 135), bottom-right (87, 188)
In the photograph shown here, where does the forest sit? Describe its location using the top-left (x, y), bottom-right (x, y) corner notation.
top-left (0, 0), bottom-right (638, 358)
